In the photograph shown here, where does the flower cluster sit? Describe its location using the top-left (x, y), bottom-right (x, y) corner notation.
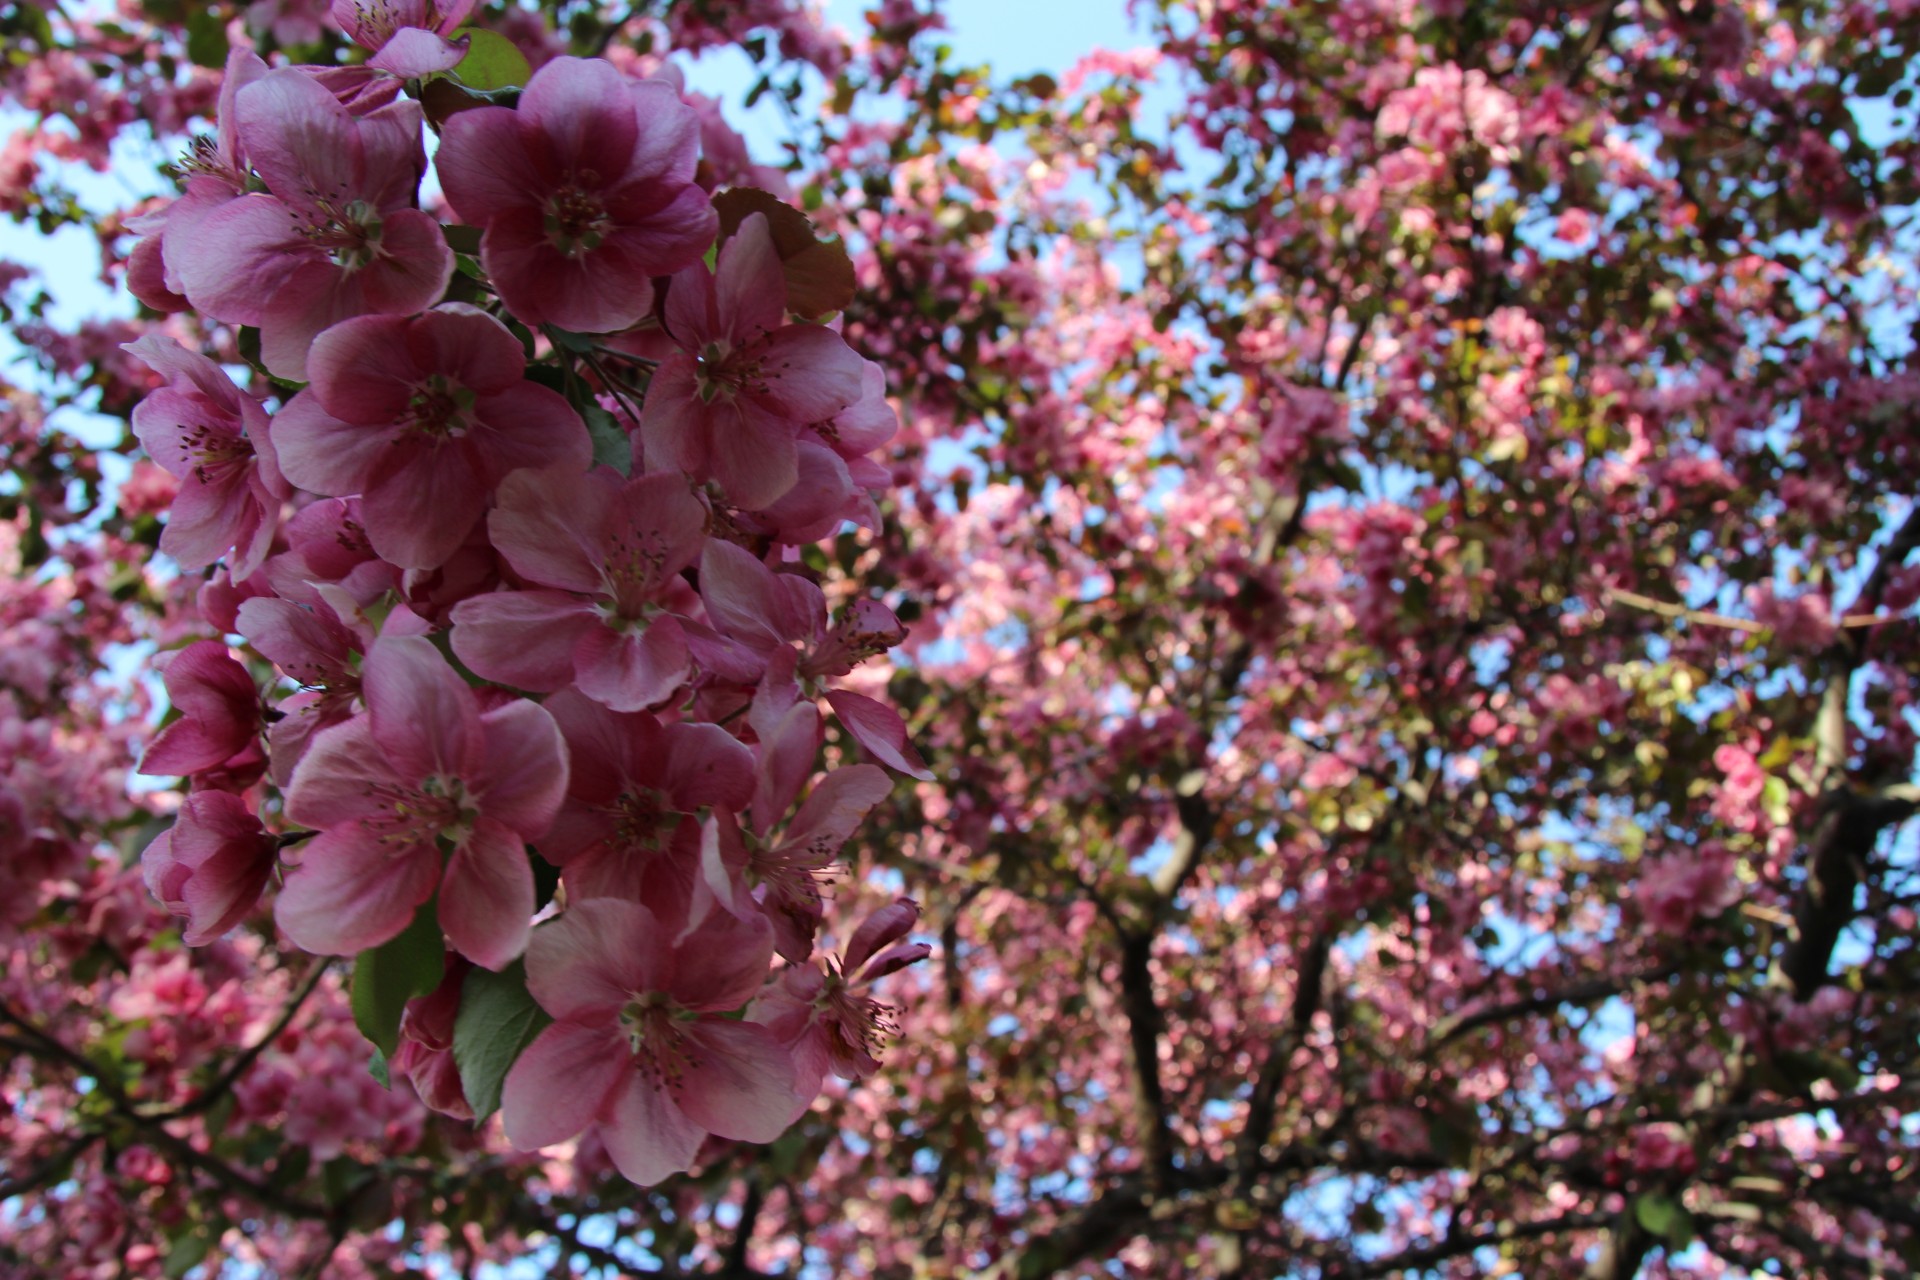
top-left (129, 42), bottom-right (928, 1186)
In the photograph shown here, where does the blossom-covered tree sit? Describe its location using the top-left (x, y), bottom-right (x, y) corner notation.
top-left (2, 0), bottom-right (1917, 1277)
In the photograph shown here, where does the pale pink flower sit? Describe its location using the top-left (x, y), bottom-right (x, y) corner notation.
top-left (332, 0), bottom-right (475, 76)
top-left (138, 642), bottom-right (263, 779)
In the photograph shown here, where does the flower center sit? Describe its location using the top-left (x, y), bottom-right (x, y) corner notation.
top-left (546, 184), bottom-right (609, 256)
top-left (611, 787), bottom-right (679, 852)
top-left (407, 375), bottom-right (476, 440)
top-left (617, 991), bottom-right (699, 1091)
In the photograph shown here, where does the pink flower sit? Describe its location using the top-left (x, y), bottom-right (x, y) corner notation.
top-left (537, 688), bottom-right (755, 909)
top-left (124, 334), bottom-right (289, 578)
top-left (391, 955), bottom-right (474, 1120)
top-left (448, 466), bottom-right (704, 710)
top-left (332, 0), bottom-right (475, 76)
top-left (694, 539), bottom-right (931, 779)
top-left (700, 764), bottom-right (895, 962)
top-left (277, 634), bottom-right (568, 969)
top-left (172, 69), bottom-right (453, 381)
top-left (435, 56), bottom-right (716, 333)
top-left (139, 642), bottom-right (263, 779)
top-left (141, 790), bottom-right (278, 945)
top-left (501, 898), bottom-right (797, 1186)
top-left (640, 212), bottom-right (866, 508)
top-left (751, 898), bottom-right (929, 1098)
top-left (272, 304), bottom-right (591, 570)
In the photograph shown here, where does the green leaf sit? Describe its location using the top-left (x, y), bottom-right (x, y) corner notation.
top-left (163, 1230), bottom-right (211, 1279)
top-left (350, 899), bottom-right (444, 1056)
top-left (584, 403), bottom-right (632, 476)
top-left (451, 28), bottom-right (531, 92)
top-left (1632, 1191), bottom-right (1693, 1246)
top-left (367, 1045), bottom-right (391, 1089)
top-left (185, 5), bottom-right (227, 68)
top-left (452, 958), bottom-right (552, 1120)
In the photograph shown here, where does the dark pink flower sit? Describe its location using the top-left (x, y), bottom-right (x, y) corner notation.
top-left (436, 56), bottom-right (715, 333)
top-left (272, 305), bottom-right (591, 569)
top-left (694, 539), bottom-right (930, 778)
top-left (124, 334), bottom-right (289, 578)
top-left (538, 688), bottom-right (754, 909)
top-left (751, 897), bottom-right (928, 1097)
top-left (501, 898), bottom-right (797, 1186)
top-left (141, 790), bottom-right (279, 946)
top-left (172, 69), bottom-right (452, 381)
top-left (277, 634), bottom-right (568, 969)
top-left (449, 466), bottom-right (704, 710)
top-left (392, 954), bottom-right (474, 1120)
top-left (640, 213), bottom-right (866, 509)
top-left (139, 642), bottom-right (264, 779)
top-left (700, 764), bottom-right (894, 962)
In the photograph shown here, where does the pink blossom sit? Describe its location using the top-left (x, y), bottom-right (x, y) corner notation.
top-left (332, 0), bottom-right (475, 76)
top-left (640, 213), bottom-right (867, 509)
top-left (272, 304), bottom-right (591, 569)
top-left (277, 634), bottom-right (568, 968)
top-left (172, 69), bottom-right (453, 381)
top-left (538, 688), bottom-right (755, 909)
top-left (138, 641), bottom-right (263, 779)
top-left (141, 790), bottom-right (278, 945)
top-left (751, 897), bottom-right (929, 1097)
top-left (500, 898), bottom-right (797, 1186)
top-left (449, 466), bottom-right (704, 710)
top-left (124, 334), bottom-right (289, 578)
top-left (391, 955), bottom-right (474, 1120)
top-left (435, 56), bottom-right (716, 333)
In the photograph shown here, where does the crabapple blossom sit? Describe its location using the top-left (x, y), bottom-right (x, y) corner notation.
top-left (435, 55), bottom-right (716, 333)
top-left (277, 634), bottom-right (567, 968)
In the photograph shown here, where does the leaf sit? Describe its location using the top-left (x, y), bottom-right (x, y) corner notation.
top-left (712, 188), bottom-right (856, 318)
top-left (452, 958), bottom-right (552, 1120)
top-left (583, 403), bottom-right (632, 476)
top-left (450, 27), bottom-right (531, 92)
top-left (163, 1231), bottom-right (211, 1279)
top-left (185, 5), bottom-right (227, 68)
top-left (349, 899), bottom-right (444, 1057)
top-left (1632, 1191), bottom-right (1692, 1246)
top-left (367, 1045), bottom-right (391, 1089)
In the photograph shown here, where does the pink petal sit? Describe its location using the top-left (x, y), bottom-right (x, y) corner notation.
top-left (469, 382), bottom-right (592, 480)
top-left (475, 697), bottom-right (569, 836)
top-left (751, 324), bottom-right (866, 422)
top-left (440, 818), bottom-right (534, 970)
top-left (363, 634), bottom-right (482, 781)
top-left (360, 438), bottom-right (486, 570)
top-left (434, 105), bottom-right (536, 226)
top-left (843, 898), bottom-right (920, 976)
top-left (450, 590), bottom-right (600, 692)
top-left (284, 715), bottom-right (397, 828)
top-left (668, 908), bottom-right (775, 1013)
top-left (714, 212), bottom-right (785, 339)
top-left (271, 390), bottom-right (396, 498)
top-left (526, 897), bottom-right (666, 1020)
top-left (514, 57), bottom-right (638, 179)
top-left (305, 313), bottom-right (421, 423)
top-left (675, 1020), bottom-right (798, 1144)
top-left (711, 398), bottom-right (799, 511)
top-left (367, 27), bottom-right (468, 76)
top-left (572, 617), bottom-right (691, 712)
top-left (274, 822), bottom-right (440, 956)
top-left (825, 689), bottom-right (934, 781)
top-left (235, 70), bottom-right (360, 225)
top-left (406, 303), bottom-right (527, 396)
top-left (488, 465), bottom-right (617, 594)
top-left (662, 723), bottom-right (755, 812)
top-left (779, 764), bottom-right (893, 865)
top-left (501, 1021), bottom-right (628, 1151)
top-left (173, 194), bottom-right (314, 325)
top-left (481, 208), bottom-right (657, 334)
top-left (600, 1072), bottom-right (705, 1186)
